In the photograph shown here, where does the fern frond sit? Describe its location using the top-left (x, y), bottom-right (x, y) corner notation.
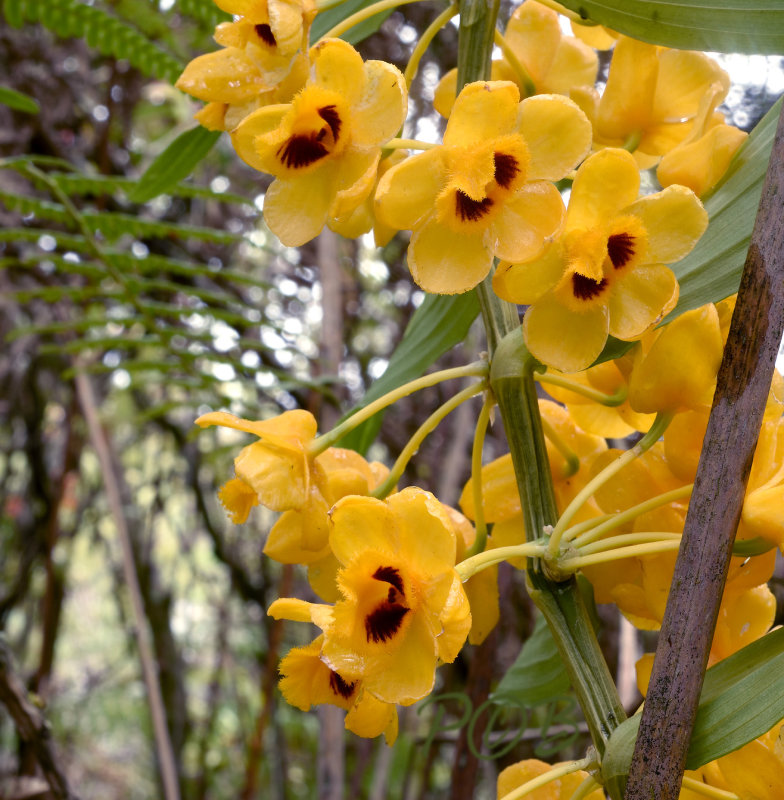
top-left (0, 228), bottom-right (87, 250)
top-left (3, 0), bottom-right (185, 84)
top-left (82, 211), bottom-right (241, 243)
top-left (105, 252), bottom-right (273, 289)
top-left (0, 189), bottom-right (69, 225)
top-left (49, 172), bottom-right (255, 207)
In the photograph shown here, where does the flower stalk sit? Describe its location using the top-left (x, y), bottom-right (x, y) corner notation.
top-left (456, 0), bottom-right (627, 772)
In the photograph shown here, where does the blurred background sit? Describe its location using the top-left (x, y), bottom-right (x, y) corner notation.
top-left (1, 2), bottom-right (783, 798)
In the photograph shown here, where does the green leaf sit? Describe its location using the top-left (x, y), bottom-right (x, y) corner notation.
top-left (556, 0), bottom-right (784, 54)
top-left (129, 127), bottom-right (221, 203)
top-left (0, 86), bottom-right (39, 114)
top-left (602, 628), bottom-right (784, 793)
top-left (336, 291), bottom-right (479, 453)
top-left (491, 615), bottom-right (571, 708)
top-left (311, 0), bottom-right (395, 45)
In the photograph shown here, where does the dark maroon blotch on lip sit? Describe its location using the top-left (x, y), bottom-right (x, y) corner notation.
top-left (365, 602), bottom-right (409, 643)
top-left (607, 232), bottom-right (636, 269)
top-left (329, 671), bottom-right (357, 700)
top-left (494, 152), bottom-right (520, 189)
top-left (277, 135), bottom-right (329, 169)
top-left (572, 273), bottom-right (608, 301)
top-left (254, 24), bottom-right (277, 47)
top-left (455, 190), bottom-right (493, 222)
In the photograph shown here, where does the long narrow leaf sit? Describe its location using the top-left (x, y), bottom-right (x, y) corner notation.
top-left (129, 127), bottom-right (221, 203)
top-left (0, 86), bottom-right (39, 114)
top-left (557, 0), bottom-right (784, 54)
top-left (602, 628), bottom-right (784, 791)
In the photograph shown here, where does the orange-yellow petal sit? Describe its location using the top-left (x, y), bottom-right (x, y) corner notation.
top-left (623, 185), bottom-right (708, 265)
top-left (493, 243), bottom-right (564, 305)
top-left (350, 60), bottom-right (408, 147)
top-left (628, 304), bottom-right (722, 414)
top-left (566, 148), bottom-right (640, 231)
top-left (263, 163), bottom-right (337, 246)
top-left (443, 81), bottom-right (520, 147)
top-left (490, 181), bottom-right (564, 263)
top-left (217, 478), bottom-right (259, 523)
top-left (607, 264), bottom-right (679, 341)
top-left (518, 93), bottom-right (592, 181)
top-left (408, 221), bottom-right (493, 294)
top-left (374, 149), bottom-right (446, 232)
top-left (523, 294), bottom-right (609, 372)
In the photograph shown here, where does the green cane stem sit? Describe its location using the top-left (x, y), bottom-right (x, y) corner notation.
top-left (459, 0), bottom-right (626, 775)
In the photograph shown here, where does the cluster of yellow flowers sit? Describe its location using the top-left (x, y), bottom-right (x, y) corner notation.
top-left (180, 0), bottom-right (781, 796)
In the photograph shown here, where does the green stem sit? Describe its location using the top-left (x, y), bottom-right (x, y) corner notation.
top-left (464, 391), bottom-right (495, 558)
top-left (569, 484), bottom-right (693, 547)
top-left (679, 777), bottom-right (739, 800)
top-left (547, 412), bottom-right (673, 560)
top-left (385, 138), bottom-right (438, 150)
top-left (320, 0), bottom-right (435, 40)
top-left (576, 531), bottom-right (682, 555)
top-left (535, 371), bottom-right (627, 407)
top-left (371, 381), bottom-right (485, 498)
top-left (559, 539), bottom-right (681, 571)
top-left (499, 755), bottom-right (596, 800)
top-left (456, 542), bottom-right (546, 580)
top-left (540, 415), bottom-right (580, 478)
top-left (459, 0), bottom-right (626, 778)
top-left (311, 360), bottom-right (487, 452)
top-left (493, 29), bottom-right (536, 98)
top-left (404, 3), bottom-right (458, 87)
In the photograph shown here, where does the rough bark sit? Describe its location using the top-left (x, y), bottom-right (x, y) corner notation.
top-left (624, 98), bottom-right (784, 800)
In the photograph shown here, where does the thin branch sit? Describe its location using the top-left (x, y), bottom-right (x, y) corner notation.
top-left (74, 372), bottom-right (181, 800)
top-left (624, 100), bottom-right (784, 799)
top-left (0, 636), bottom-right (77, 800)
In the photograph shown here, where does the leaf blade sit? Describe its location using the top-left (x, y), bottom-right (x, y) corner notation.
top-left (129, 127), bottom-right (221, 203)
top-left (557, 0), bottom-right (784, 54)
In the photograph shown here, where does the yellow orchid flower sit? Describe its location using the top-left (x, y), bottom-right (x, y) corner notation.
top-left (264, 447), bottom-right (388, 564)
top-left (495, 148), bottom-right (708, 372)
top-left (278, 635), bottom-right (398, 743)
top-left (497, 758), bottom-right (605, 799)
top-left (542, 358), bottom-right (654, 438)
top-left (433, 0), bottom-right (597, 118)
top-left (580, 445), bottom-right (776, 637)
top-left (741, 416), bottom-right (784, 549)
top-left (446, 505), bottom-right (500, 646)
top-left (319, 488), bottom-right (471, 705)
top-left (627, 303), bottom-right (724, 415)
top-left (232, 38), bottom-right (408, 246)
top-left (175, 0), bottom-right (315, 130)
top-left (717, 722), bottom-right (784, 800)
top-left (656, 79), bottom-right (748, 197)
top-left (594, 37), bottom-right (731, 167)
top-left (196, 409), bottom-right (317, 513)
top-left (375, 81), bottom-right (591, 294)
